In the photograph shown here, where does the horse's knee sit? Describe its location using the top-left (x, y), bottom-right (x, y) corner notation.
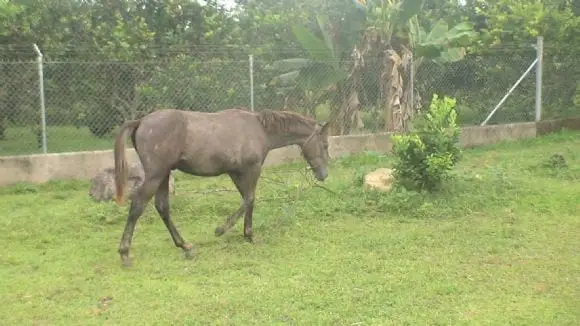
top-left (129, 199), bottom-right (146, 218)
top-left (243, 195), bottom-right (255, 208)
top-left (118, 246), bottom-right (129, 255)
top-left (154, 197), bottom-right (168, 214)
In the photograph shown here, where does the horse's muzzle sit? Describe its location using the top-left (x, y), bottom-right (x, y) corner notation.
top-left (314, 167), bottom-right (328, 181)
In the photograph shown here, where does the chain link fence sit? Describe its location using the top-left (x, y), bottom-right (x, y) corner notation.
top-left (541, 45), bottom-right (579, 121)
top-left (0, 57), bottom-right (251, 156)
top-left (0, 41), bottom-right (577, 156)
top-left (416, 48), bottom-right (538, 126)
top-left (0, 60), bottom-right (41, 155)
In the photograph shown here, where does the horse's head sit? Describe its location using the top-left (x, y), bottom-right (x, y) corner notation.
top-left (300, 122), bottom-right (331, 181)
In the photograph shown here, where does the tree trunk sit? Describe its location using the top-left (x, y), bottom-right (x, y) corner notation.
top-left (380, 49), bottom-right (403, 132)
top-left (398, 46), bottom-right (414, 132)
top-left (380, 47), bottom-right (417, 132)
top-left (327, 46), bottom-right (366, 136)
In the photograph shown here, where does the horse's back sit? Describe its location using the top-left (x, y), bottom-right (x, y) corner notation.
top-left (138, 108), bottom-right (255, 134)
top-left (175, 109), bottom-right (267, 175)
top-left (132, 109), bottom-right (187, 167)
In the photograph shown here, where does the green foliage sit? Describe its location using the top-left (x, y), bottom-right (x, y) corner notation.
top-left (395, 0), bottom-right (425, 25)
top-left (0, 0), bottom-right (245, 138)
top-left (473, 0), bottom-right (580, 120)
top-left (414, 19), bottom-right (478, 64)
top-left (137, 56), bottom-right (249, 112)
top-left (291, 23), bottom-right (335, 63)
top-left (391, 94), bottom-right (462, 191)
top-left (472, 0), bottom-right (580, 49)
top-left (266, 8), bottom-right (361, 115)
top-left (0, 1), bottom-right (23, 22)
top-left (0, 0), bottom-right (579, 144)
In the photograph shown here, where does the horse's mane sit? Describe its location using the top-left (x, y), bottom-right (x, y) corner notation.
top-left (257, 109), bottom-right (316, 133)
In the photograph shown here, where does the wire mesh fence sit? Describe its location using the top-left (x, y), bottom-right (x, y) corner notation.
top-left (43, 58), bottom-right (250, 140)
top-left (0, 60), bottom-right (41, 154)
top-left (0, 42), bottom-right (577, 157)
top-left (541, 47), bottom-right (579, 121)
top-left (416, 50), bottom-right (539, 126)
top-left (0, 58), bottom-right (252, 156)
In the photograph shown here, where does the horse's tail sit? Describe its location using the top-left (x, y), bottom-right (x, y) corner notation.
top-left (114, 119), bottom-right (141, 206)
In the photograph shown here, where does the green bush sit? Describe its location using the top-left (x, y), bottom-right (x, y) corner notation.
top-left (391, 94), bottom-right (462, 192)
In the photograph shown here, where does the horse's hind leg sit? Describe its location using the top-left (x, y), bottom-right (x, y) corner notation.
top-left (214, 201), bottom-right (245, 237)
top-left (155, 173), bottom-right (194, 259)
top-left (118, 176), bottom-right (163, 267)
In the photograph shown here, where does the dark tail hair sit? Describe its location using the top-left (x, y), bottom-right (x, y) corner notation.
top-left (114, 119), bottom-right (141, 206)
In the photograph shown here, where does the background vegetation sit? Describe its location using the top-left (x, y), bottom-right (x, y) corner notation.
top-left (0, 0), bottom-right (578, 155)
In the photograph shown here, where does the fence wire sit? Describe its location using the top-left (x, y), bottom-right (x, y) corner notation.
top-left (0, 60), bottom-right (40, 154)
top-left (0, 45), bottom-right (577, 157)
top-left (541, 47), bottom-right (580, 121)
top-left (416, 52), bottom-right (538, 126)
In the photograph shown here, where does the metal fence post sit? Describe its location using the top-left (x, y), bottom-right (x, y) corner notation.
top-left (535, 36), bottom-right (543, 122)
top-left (33, 43), bottom-right (47, 153)
top-left (249, 54), bottom-right (254, 112)
top-left (481, 55), bottom-right (539, 126)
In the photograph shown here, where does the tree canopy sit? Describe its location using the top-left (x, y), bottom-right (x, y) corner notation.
top-left (0, 0), bottom-right (577, 140)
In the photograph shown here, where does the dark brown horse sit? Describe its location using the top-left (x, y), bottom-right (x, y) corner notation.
top-left (113, 108), bottom-right (330, 266)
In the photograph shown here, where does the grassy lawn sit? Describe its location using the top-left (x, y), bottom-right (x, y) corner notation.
top-left (1, 131), bottom-right (579, 325)
top-left (0, 125), bottom-right (114, 156)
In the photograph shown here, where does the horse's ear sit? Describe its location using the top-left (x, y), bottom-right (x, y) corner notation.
top-left (320, 122), bottom-right (330, 135)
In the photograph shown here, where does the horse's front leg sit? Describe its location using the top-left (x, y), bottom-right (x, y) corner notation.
top-left (223, 167), bottom-right (261, 241)
top-left (242, 194), bottom-right (255, 242)
top-left (215, 201), bottom-right (245, 237)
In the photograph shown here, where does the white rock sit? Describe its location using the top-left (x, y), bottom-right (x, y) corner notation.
top-left (364, 168), bottom-right (395, 192)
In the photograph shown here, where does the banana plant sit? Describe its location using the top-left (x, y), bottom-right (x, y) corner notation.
top-left (265, 15), bottom-right (351, 117)
top-left (265, 11), bottom-right (369, 135)
top-left (356, 0), bottom-right (477, 131)
top-left (413, 19), bottom-right (478, 68)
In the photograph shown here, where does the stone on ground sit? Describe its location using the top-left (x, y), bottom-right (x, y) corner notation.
top-left (364, 168), bottom-right (395, 192)
top-left (89, 162), bottom-right (175, 202)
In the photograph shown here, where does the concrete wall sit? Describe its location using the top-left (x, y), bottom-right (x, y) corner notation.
top-left (0, 118), bottom-right (575, 187)
top-left (536, 117), bottom-right (580, 136)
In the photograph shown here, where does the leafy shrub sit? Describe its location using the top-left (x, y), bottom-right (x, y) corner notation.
top-left (391, 94), bottom-right (462, 192)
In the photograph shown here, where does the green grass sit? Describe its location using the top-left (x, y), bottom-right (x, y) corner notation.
top-left (1, 131), bottom-right (580, 325)
top-left (0, 125), bottom-right (114, 156)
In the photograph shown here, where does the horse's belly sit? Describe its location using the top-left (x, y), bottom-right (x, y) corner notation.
top-left (175, 148), bottom-right (262, 176)
top-left (173, 160), bottom-right (227, 177)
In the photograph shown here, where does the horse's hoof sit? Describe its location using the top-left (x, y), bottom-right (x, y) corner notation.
top-left (183, 243), bottom-right (195, 260)
top-left (244, 228), bottom-right (253, 243)
top-left (183, 249), bottom-right (195, 260)
top-left (121, 258), bottom-right (133, 268)
top-left (215, 226), bottom-right (225, 237)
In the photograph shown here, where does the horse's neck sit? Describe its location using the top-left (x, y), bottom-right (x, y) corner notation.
top-left (266, 126), bottom-right (314, 150)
